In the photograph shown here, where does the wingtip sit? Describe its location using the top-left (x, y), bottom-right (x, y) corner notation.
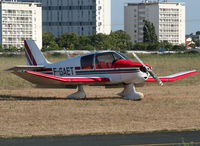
top-left (159, 82), bottom-right (164, 86)
top-left (4, 67), bottom-right (13, 71)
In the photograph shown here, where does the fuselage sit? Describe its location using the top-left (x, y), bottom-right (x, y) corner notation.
top-left (38, 51), bottom-right (150, 85)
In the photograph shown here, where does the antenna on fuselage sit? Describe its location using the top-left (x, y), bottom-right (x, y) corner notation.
top-left (64, 48), bottom-right (71, 59)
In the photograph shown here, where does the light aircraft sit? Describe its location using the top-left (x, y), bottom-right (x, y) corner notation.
top-left (6, 40), bottom-right (198, 100)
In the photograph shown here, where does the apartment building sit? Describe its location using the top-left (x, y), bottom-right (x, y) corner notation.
top-left (19, 0), bottom-right (111, 37)
top-left (43, 0), bottom-right (111, 37)
top-left (0, 1), bottom-right (42, 49)
top-left (124, 1), bottom-right (185, 45)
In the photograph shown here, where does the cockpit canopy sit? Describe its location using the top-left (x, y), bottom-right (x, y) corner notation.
top-left (80, 51), bottom-right (129, 70)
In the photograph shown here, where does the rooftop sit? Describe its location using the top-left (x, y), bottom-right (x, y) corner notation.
top-left (125, 2), bottom-right (185, 6)
top-left (0, 1), bottom-right (41, 5)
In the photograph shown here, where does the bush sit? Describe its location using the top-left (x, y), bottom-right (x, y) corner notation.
top-left (146, 43), bottom-right (160, 51)
top-left (82, 45), bottom-right (95, 50)
top-left (51, 52), bottom-right (62, 57)
top-left (132, 43), bottom-right (148, 50)
top-left (172, 44), bottom-right (186, 51)
top-left (42, 41), bottom-right (61, 51)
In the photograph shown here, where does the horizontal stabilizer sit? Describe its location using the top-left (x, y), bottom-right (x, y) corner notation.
top-left (5, 65), bottom-right (45, 71)
top-left (146, 70), bottom-right (198, 82)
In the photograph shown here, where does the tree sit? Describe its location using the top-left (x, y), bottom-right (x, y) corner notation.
top-left (146, 42), bottom-right (160, 51)
top-left (143, 20), bottom-right (158, 43)
top-left (189, 43), bottom-right (196, 49)
top-left (0, 44), bottom-right (3, 52)
top-left (172, 44), bottom-right (186, 51)
top-left (109, 30), bottom-right (133, 50)
top-left (78, 35), bottom-right (91, 50)
top-left (83, 45), bottom-right (95, 50)
top-left (196, 31), bottom-right (200, 35)
top-left (90, 33), bottom-right (111, 50)
top-left (42, 32), bottom-right (55, 48)
top-left (132, 43), bottom-right (148, 50)
top-left (57, 32), bottom-right (79, 49)
top-left (48, 41), bottom-right (60, 50)
top-left (160, 41), bottom-right (173, 51)
top-left (143, 21), bottom-right (151, 43)
top-left (8, 46), bottom-right (18, 52)
top-left (195, 41), bottom-right (200, 47)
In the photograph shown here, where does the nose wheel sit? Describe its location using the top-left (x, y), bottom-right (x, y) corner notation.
top-left (118, 83), bottom-right (144, 100)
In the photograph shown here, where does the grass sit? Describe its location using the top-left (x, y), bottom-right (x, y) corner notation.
top-left (0, 53), bottom-right (200, 137)
top-left (0, 55), bottom-right (31, 89)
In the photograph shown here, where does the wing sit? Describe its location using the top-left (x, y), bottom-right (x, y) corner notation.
top-left (146, 70), bottom-right (198, 82)
top-left (12, 70), bottom-right (110, 88)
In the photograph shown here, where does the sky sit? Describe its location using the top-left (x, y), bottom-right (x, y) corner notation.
top-left (111, 0), bottom-right (200, 34)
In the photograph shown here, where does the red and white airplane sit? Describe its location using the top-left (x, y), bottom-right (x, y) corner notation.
top-left (6, 40), bottom-right (198, 100)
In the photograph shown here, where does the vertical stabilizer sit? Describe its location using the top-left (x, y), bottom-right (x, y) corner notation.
top-left (24, 40), bottom-right (49, 66)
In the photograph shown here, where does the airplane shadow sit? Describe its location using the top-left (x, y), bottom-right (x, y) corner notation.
top-left (82, 96), bottom-right (122, 101)
top-left (0, 95), bottom-right (64, 101)
top-left (0, 95), bottom-right (122, 101)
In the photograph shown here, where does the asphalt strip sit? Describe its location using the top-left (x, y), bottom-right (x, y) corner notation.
top-left (0, 130), bottom-right (200, 146)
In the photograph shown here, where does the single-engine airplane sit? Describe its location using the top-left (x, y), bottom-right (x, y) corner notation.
top-left (6, 40), bottom-right (198, 100)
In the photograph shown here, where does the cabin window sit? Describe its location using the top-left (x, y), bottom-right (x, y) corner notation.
top-left (81, 54), bottom-right (94, 69)
top-left (95, 52), bottom-right (123, 69)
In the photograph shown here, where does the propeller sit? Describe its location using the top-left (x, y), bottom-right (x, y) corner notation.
top-left (132, 52), bottom-right (163, 86)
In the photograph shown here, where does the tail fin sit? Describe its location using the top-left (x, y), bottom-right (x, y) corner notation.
top-left (24, 40), bottom-right (49, 66)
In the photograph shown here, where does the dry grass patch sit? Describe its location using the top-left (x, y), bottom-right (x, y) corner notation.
top-left (0, 85), bottom-right (200, 137)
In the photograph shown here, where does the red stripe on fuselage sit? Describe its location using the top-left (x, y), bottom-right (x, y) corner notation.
top-left (25, 71), bottom-right (110, 82)
top-left (24, 40), bottom-right (37, 66)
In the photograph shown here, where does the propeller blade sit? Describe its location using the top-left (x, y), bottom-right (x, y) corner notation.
top-left (148, 70), bottom-right (164, 86)
top-left (132, 52), bottom-right (163, 86)
top-left (132, 52), bottom-right (146, 67)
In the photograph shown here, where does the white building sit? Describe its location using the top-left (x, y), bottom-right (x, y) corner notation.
top-left (14, 0), bottom-right (111, 37)
top-left (0, 1), bottom-right (42, 49)
top-left (124, 1), bottom-right (185, 45)
top-left (42, 0), bottom-right (111, 37)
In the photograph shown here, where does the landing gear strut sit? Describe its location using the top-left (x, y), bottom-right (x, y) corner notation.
top-left (67, 85), bottom-right (86, 99)
top-left (118, 83), bottom-right (144, 100)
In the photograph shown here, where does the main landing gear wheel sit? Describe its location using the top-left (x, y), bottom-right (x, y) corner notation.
top-left (67, 85), bottom-right (86, 99)
top-left (118, 83), bottom-right (144, 100)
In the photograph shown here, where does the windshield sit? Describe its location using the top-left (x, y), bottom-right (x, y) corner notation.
top-left (117, 52), bottom-right (130, 59)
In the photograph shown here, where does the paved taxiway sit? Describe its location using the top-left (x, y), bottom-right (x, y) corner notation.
top-left (0, 131), bottom-right (200, 146)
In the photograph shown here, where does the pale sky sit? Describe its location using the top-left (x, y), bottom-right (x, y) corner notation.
top-left (111, 0), bottom-right (200, 34)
